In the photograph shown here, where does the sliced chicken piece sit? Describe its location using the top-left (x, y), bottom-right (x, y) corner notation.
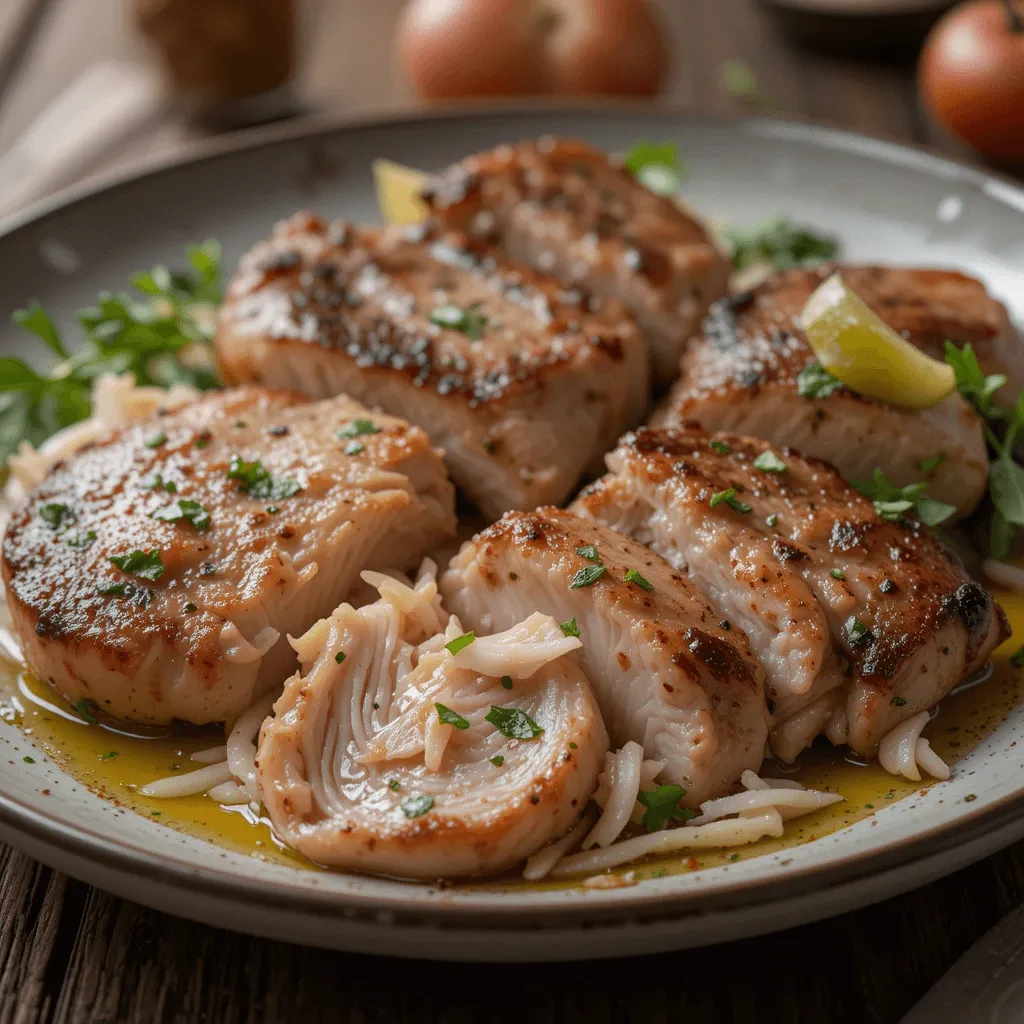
top-left (256, 561), bottom-right (607, 879)
top-left (420, 136), bottom-right (730, 384)
top-left (215, 212), bottom-right (648, 518)
top-left (441, 507), bottom-right (769, 805)
top-left (572, 426), bottom-right (1008, 760)
top-left (2, 388), bottom-right (455, 725)
top-left (653, 264), bottom-right (1012, 516)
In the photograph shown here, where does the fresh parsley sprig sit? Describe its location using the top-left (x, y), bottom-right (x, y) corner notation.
top-left (852, 468), bottom-right (956, 527)
top-left (1, 242), bottom-right (222, 466)
top-left (726, 215), bottom-right (838, 272)
top-left (622, 141), bottom-right (687, 196)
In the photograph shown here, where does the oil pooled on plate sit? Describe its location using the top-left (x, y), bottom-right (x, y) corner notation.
top-left (3, 590), bottom-right (1023, 889)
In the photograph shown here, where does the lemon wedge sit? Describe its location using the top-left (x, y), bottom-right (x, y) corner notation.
top-left (372, 159), bottom-right (430, 226)
top-left (800, 272), bottom-right (955, 410)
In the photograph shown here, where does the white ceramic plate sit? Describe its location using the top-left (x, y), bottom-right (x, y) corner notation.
top-left (2, 107), bottom-right (1024, 961)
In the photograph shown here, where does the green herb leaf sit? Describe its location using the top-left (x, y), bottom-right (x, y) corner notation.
top-left (918, 454), bottom-right (945, 474)
top-left (720, 58), bottom-right (762, 107)
top-left (430, 302), bottom-right (488, 340)
top-left (559, 618), bottom-right (580, 638)
top-left (144, 431), bottom-right (167, 449)
top-left (623, 568), bottom-right (654, 591)
top-left (1011, 646), bottom-right (1024, 668)
top-left (637, 784), bottom-right (696, 832)
top-left (709, 487), bottom-right (752, 514)
top-left (853, 468), bottom-right (956, 527)
top-left (845, 617), bottom-right (871, 645)
top-left (766, 513), bottom-right (778, 527)
top-left (108, 548), bottom-right (164, 581)
top-left (485, 705), bottom-right (544, 740)
top-left (99, 751), bottom-right (118, 760)
top-left (227, 455), bottom-right (301, 500)
top-left (335, 651), bottom-right (346, 664)
top-left (388, 778), bottom-right (401, 791)
top-left (39, 502), bottom-right (70, 528)
top-left (142, 474), bottom-right (177, 493)
top-left (150, 499), bottom-right (211, 531)
top-left (797, 362), bottom-right (843, 399)
top-left (892, 696), bottom-right (907, 707)
top-left (830, 568), bottom-right (845, 580)
top-left (435, 703), bottom-right (470, 730)
top-left (22, 755), bottom-right (35, 764)
top-left (184, 602), bottom-right (197, 613)
top-left (97, 581), bottom-right (128, 597)
top-left (500, 675), bottom-right (513, 690)
top-left (73, 698), bottom-right (98, 724)
top-left (709, 440), bottom-right (731, 455)
top-left (726, 215), bottom-right (837, 272)
top-left (401, 793), bottom-right (434, 818)
top-left (574, 544), bottom-right (601, 562)
top-left (570, 563), bottom-right (607, 589)
top-left (337, 419), bottom-right (381, 439)
top-left (753, 450), bottom-right (787, 473)
top-left (623, 141), bottom-right (687, 196)
top-left (13, 301), bottom-right (68, 358)
top-left (445, 632), bottom-right (475, 655)
top-left (343, 441), bottom-right (364, 456)
top-left (489, 755), bottom-right (504, 767)
top-left (65, 529), bottom-right (96, 548)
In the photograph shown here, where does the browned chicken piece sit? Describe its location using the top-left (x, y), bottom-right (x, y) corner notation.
top-left (572, 426), bottom-right (1008, 761)
top-left (215, 212), bottom-right (648, 519)
top-left (2, 388), bottom-right (455, 725)
top-left (419, 136), bottom-right (730, 384)
top-left (441, 507), bottom-right (769, 805)
top-left (653, 264), bottom-right (1021, 517)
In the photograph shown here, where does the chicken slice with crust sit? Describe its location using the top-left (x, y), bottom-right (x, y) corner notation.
top-left (215, 212), bottom-right (648, 518)
top-left (256, 561), bottom-right (607, 879)
top-left (441, 508), bottom-right (769, 805)
top-left (654, 264), bottom-right (1016, 516)
top-left (420, 136), bottom-right (730, 384)
top-left (2, 388), bottom-right (455, 725)
top-left (572, 426), bottom-right (1008, 760)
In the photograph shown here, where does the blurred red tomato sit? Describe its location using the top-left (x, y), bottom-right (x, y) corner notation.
top-left (397, 0), bottom-right (666, 100)
top-left (919, 0), bottom-right (1024, 164)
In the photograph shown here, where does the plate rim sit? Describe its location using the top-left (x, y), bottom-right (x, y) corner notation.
top-left (2, 101), bottom-right (1024, 938)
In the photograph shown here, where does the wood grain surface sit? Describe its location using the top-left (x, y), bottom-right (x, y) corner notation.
top-left (0, 2), bottom-right (1019, 1022)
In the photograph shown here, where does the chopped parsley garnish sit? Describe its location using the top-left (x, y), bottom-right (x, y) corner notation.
top-left (227, 455), bottom-right (301, 500)
top-left (830, 568), bottom-right (845, 580)
top-left (1011, 646), bottom-right (1024, 668)
top-left (73, 698), bottom-right (98, 724)
top-left (144, 431), bottom-right (167, 449)
top-left (22, 755), bottom-right (35, 764)
top-left (623, 569), bottom-right (653, 591)
top-left (335, 651), bottom-right (346, 664)
top-left (150, 499), bottom-right (211, 531)
top-left (489, 755), bottom-right (504, 767)
top-left (500, 675), bottom-right (513, 690)
top-left (709, 487), bottom-right (752, 513)
top-left (852, 468), bottom-right (956, 527)
top-left (65, 529), bottom-right (96, 548)
top-left (108, 548), bottom-right (164, 581)
top-left (388, 778), bottom-right (401, 791)
top-left (265, 506), bottom-right (279, 515)
top-left (946, 341), bottom-right (1024, 556)
top-left (637, 784), bottom-right (695, 832)
top-left (729, 853), bottom-right (741, 862)
top-left (1, 241), bottom-right (221, 469)
top-left (726, 215), bottom-right (838, 272)
top-left (964, 794), bottom-right (977, 802)
top-left (845, 617), bottom-right (871, 645)
top-left (99, 751), bottom-right (118, 760)
top-left (445, 632), bottom-right (475, 655)
top-left (623, 141), bottom-right (687, 196)
top-left (559, 618), bottom-right (580, 638)
top-left (710, 440), bottom-right (731, 455)
top-left (574, 544), bottom-right (601, 562)
top-left (430, 302), bottom-right (488, 340)
top-left (97, 582), bottom-right (128, 597)
top-left (142, 474), bottom-right (177, 493)
top-left (435, 703), bottom-right (470, 730)
top-left (184, 602), bottom-right (197, 612)
top-left (753, 450), bottom-right (787, 473)
top-left (918, 454), bottom-right (945, 474)
top-left (570, 564), bottom-right (607, 589)
top-left (401, 793), bottom-right (434, 818)
top-left (892, 696), bottom-right (907, 707)
top-left (569, 742), bottom-right (577, 749)
top-left (486, 705), bottom-right (544, 740)
top-left (337, 419), bottom-right (381, 439)
top-left (766, 513), bottom-right (778, 527)
top-left (797, 362), bottom-right (842, 399)
top-left (343, 441), bottom-right (364, 456)
top-left (40, 502), bottom-right (70, 528)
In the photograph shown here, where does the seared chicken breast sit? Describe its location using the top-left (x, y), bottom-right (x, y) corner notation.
top-left (653, 265), bottom-right (1012, 516)
top-left (573, 426), bottom-right (1008, 760)
top-left (216, 212), bottom-right (648, 518)
top-left (441, 508), bottom-right (769, 805)
top-left (420, 137), bottom-right (730, 384)
top-left (257, 562), bottom-right (607, 879)
top-left (2, 389), bottom-right (455, 725)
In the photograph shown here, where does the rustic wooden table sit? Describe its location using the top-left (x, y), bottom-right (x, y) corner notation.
top-left (1, 2), bottom-right (1021, 1022)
